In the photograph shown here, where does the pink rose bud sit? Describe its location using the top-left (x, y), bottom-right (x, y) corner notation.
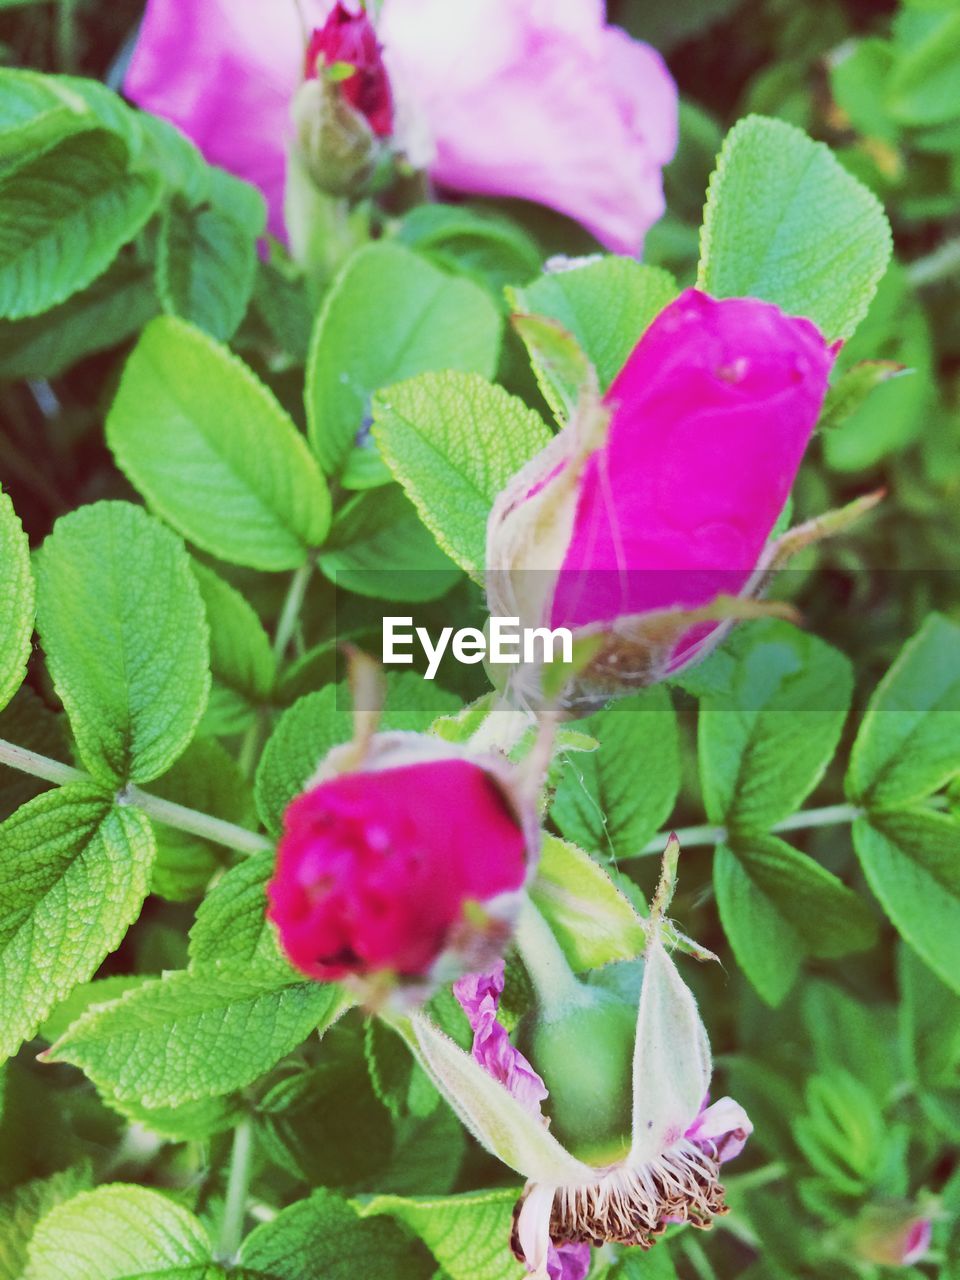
top-left (305, 2), bottom-right (394, 138)
top-left (852, 1204), bottom-right (933, 1267)
top-left (267, 735), bottom-right (533, 984)
top-left (488, 288), bottom-right (837, 706)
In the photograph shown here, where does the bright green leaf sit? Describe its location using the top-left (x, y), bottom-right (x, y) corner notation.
top-left (240, 1187), bottom-right (435, 1280)
top-left (699, 621), bottom-right (852, 832)
top-left (847, 613), bottom-right (960, 810)
top-left (306, 241), bottom-right (503, 478)
top-left (50, 968), bottom-right (348, 1107)
top-left (0, 784), bottom-right (155, 1063)
top-left (373, 371), bottom-right (552, 577)
top-left (107, 317), bottom-right (331, 570)
top-left (35, 501), bottom-right (210, 786)
top-left (0, 130), bottom-right (160, 320)
top-left (509, 257), bottom-right (677, 417)
top-left (191, 562), bottom-right (276, 736)
top-left (531, 835), bottom-right (646, 971)
top-left (23, 1184), bottom-right (213, 1280)
top-left (550, 689), bottom-right (680, 858)
top-left (854, 809), bottom-right (960, 994)
top-left (357, 1189), bottom-right (524, 1280)
top-left (0, 484), bottom-right (34, 715)
top-left (697, 115), bottom-right (892, 340)
top-left (189, 849), bottom-right (291, 977)
top-left (0, 687), bottom-right (66, 821)
top-left (0, 1166), bottom-right (93, 1280)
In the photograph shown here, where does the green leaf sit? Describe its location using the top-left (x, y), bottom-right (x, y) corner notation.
top-left (0, 256), bottom-right (157, 380)
top-left (306, 241), bottom-right (503, 478)
top-left (357, 1189), bottom-right (524, 1280)
top-left (23, 1184), bottom-right (213, 1279)
top-left (0, 130), bottom-right (161, 320)
top-left (373, 371), bottom-right (552, 577)
top-left (255, 674), bottom-right (459, 835)
top-left (0, 484), bottom-right (34, 715)
top-left (698, 621), bottom-right (853, 832)
top-left (847, 613), bottom-right (960, 810)
top-left (397, 203), bottom-right (541, 297)
top-left (0, 1166), bottom-right (93, 1280)
top-left (550, 689), bottom-right (680, 858)
top-left (240, 1188), bottom-right (435, 1280)
top-left (509, 257), bottom-right (677, 417)
top-left (35, 501), bottom-right (210, 787)
top-left (714, 842), bottom-right (802, 1007)
top-left (189, 849), bottom-right (290, 976)
top-left (318, 484), bottom-right (461, 602)
top-left (853, 809), bottom-right (960, 994)
top-left (888, 10), bottom-right (960, 127)
top-left (715, 835), bottom-right (877, 1006)
top-left (191, 562), bottom-right (276, 736)
top-left (697, 115), bottom-right (892, 340)
top-left (0, 784), bottom-right (155, 1062)
top-left (39, 975), bottom-right (147, 1045)
top-left (531, 835), bottom-right (646, 971)
top-left (107, 317), bottom-right (331, 571)
top-left (50, 969), bottom-right (348, 1107)
top-left (0, 69), bottom-right (97, 172)
top-left (147, 738), bottom-right (257, 902)
top-left (157, 172), bottom-right (264, 342)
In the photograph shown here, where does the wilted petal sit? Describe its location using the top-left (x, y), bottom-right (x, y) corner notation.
top-left (629, 938), bottom-right (711, 1165)
top-left (454, 960), bottom-right (549, 1114)
top-left (686, 1096), bottom-right (753, 1163)
top-left (515, 1182), bottom-right (556, 1279)
top-left (547, 1242), bottom-right (592, 1280)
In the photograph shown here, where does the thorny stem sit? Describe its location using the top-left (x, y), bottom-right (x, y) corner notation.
top-left (216, 1116), bottom-right (255, 1263)
top-left (0, 738), bottom-right (272, 856)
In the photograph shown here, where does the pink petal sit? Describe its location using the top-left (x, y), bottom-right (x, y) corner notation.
top-left (125, 0), bottom-right (332, 240)
top-left (380, 0), bottom-right (677, 253)
top-left (547, 1242), bottom-right (592, 1280)
top-left (453, 961), bottom-right (549, 1115)
top-left (550, 289), bottom-right (835, 633)
top-left (686, 1095), bottom-right (753, 1163)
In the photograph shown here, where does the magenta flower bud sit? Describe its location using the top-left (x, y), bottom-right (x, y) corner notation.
top-left (304, 2), bottom-right (394, 138)
top-left (488, 289), bottom-right (837, 706)
top-left (852, 1204), bottom-right (934, 1267)
top-left (267, 734), bottom-right (534, 985)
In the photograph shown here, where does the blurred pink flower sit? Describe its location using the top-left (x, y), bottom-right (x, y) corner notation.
top-left (125, 0), bottom-right (677, 250)
top-left (304, 2), bottom-right (393, 138)
top-left (268, 757), bottom-right (528, 980)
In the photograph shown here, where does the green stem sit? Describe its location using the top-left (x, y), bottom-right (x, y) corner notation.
top-left (513, 895), bottom-right (584, 1017)
top-left (216, 1117), bottom-right (254, 1263)
top-left (273, 560), bottom-right (314, 665)
top-left (0, 738), bottom-right (272, 856)
top-left (629, 802), bottom-right (865, 859)
top-left (907, 237), bottom-right (960, 288)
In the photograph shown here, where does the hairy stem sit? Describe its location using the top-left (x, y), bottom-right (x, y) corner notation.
top-left (514, 895), bottom-right (584, 1016)
top-left (631, 803), bottom-right (864, 858)
top-left (0, 737), bottom-right (272, 856)
top-left (216, 1116), bottom-right (255, 1263)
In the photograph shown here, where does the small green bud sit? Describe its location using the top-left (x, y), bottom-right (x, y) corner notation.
top-left (519, 982), bottom-right (637, 1165)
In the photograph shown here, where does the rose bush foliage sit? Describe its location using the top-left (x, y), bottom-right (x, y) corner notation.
top-left (0, 2), bottom-right (958, 1279)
